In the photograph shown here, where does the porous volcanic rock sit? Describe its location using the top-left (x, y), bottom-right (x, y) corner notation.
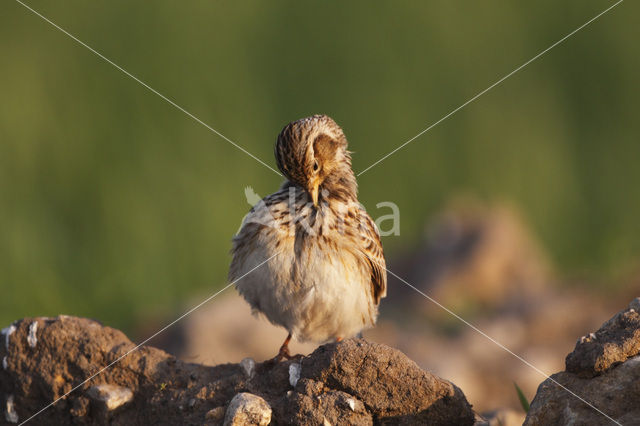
top-left (0, 316), bottom-right (474, 425)
top-left (525, 298), bottom-right (640, 425)
top-left (565, 297), bottom-right (640, 377)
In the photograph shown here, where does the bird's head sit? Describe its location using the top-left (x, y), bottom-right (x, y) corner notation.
top-left (275, 115), bottom-right (356, 206)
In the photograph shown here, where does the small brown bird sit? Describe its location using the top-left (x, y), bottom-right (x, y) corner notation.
top-left (229, 115), bottom-right (386, 360)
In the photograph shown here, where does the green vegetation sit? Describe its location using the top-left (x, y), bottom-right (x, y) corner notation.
top-left (1, 1), bottom-right (638, 331)
top-left (514, 382), bottom-right (530, 413)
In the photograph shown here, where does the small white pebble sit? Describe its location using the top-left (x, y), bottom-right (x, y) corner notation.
top-left (2, 356), bottom-right (7, 370)
top-left (1, 325), bottom-right (16, 350)
top-left (87, 384), bottom-right (133, 411)
top-left (224, 393), bottom-right (271, 425)
top-left (589, 332), bottom-right (596, 340)
top-left (5, 394), bottom-right (18, 423)
top-left (347, 398), bottom-right (356, 411)
top-left (240, 357), bottom-right (256, 379)
top-left (289, 363), bottom-right (301, 387)
top-left (27, 321), bottom-right (38, 348)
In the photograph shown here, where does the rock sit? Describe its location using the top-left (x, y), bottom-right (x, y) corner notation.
top-left (525, 299), bottom-right (640, 425)
top-left (5, 394), bottom-right (18, 424)
top-left (223, 392), bottom-right (271, 426)
top-left (0, 316), bottom-right (475, 425)
top-left (288, 362), bottom-right (301, 387)
top-left (388, 202), bottom-right (549, 315)
top-left (281, 384), bottom-right (372, 426)
top-left (70, 396), bottom-right (90, 417)
top-left (27, 321), bottom-right (38, 348)
top-left (286, 339), bottom-right (475, 425)
top-left (205, 406), bottom-right (225, 421)
top-left (565, 298), bottom-right (640, 377)
top-left (240, 357), bottom-right (256, 379)
top-left (525, 357), bottom-right (639, 425)
top-left (1, 325), bottom-right (16, 350)
top-left (87, 384), bottom-right (134, 411)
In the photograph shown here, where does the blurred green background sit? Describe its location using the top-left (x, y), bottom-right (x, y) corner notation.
top-left (1, 0), bottom-right (638, 331)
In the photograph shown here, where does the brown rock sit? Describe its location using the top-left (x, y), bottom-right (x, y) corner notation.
top-left (524, 358), bottom-right (639, 425)
top-left (525, 298), bottom-right (640, 425)
top-left (565, 298), bottom-right (640, 377)
top-left (0, 316), bottom-right (474, 425)
top-left (292, 340), bottom-right (475, 425)
top-left (280, 381), bottom-right (373, 425)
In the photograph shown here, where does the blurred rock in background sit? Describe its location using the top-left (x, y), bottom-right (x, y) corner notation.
top-left (388, 199), bottom-right (550, 317)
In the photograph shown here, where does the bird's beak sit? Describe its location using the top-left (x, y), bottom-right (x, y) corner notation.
top-left (309, 178), bottom-right (320, 207)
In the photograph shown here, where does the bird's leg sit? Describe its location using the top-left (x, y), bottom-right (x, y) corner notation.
top-left (273, 333), bottom-right (293, 361)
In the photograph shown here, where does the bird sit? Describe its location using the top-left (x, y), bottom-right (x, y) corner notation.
top-left (229, 114), bottom-right (386, 360)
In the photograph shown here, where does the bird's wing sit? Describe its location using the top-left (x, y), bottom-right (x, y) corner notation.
top-left (357, 207), bottom-right (387, 305)
top-left (229, 189), bottom-right (289, 282)
top-left (235, 189), bottom-right (288, 236)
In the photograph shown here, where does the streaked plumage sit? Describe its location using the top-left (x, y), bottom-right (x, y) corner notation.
top-left (229, 115), bottom-right (386, 356)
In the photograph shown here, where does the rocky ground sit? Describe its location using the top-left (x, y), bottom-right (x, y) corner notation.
top-left (0, 317), bottom-right (475, 425)
top-left (2, 303), bottom-right (640, 425)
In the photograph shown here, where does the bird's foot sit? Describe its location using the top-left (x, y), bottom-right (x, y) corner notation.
top-left (264, 350), bottom-right (304, 368)
top-left (264, 333), bottom-right (303, 364)
top-left (275, 344), bottom-right (293, 361)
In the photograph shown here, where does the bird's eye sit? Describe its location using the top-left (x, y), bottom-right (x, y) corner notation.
top-left (313, 161), bottom-right (319, 172)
